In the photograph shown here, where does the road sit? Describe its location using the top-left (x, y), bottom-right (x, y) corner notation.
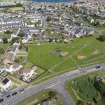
top-left (1, 63), bottom-right (105, 105)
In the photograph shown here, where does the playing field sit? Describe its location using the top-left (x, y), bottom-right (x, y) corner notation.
top-left (28, 37), bottom-right (105, 74)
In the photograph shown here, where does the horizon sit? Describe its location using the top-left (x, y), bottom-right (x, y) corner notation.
top-left (32, 0), bottom-right (76, 3)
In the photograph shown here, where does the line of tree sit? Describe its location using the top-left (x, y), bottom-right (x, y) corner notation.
top-left (97, 34), bottom-right (105, 42)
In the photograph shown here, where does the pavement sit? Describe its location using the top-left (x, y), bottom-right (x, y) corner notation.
top-left (1, 63), bottom-right (105, 105)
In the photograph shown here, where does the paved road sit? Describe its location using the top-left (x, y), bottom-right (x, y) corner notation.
top-left (1, 63), bottom-right (105, 105)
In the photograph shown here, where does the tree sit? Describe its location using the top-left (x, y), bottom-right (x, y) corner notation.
top-left (18, 32), bottom-right (24, 37)
top-left (97, 35), bottom-right (105, 42)
top-left (16, 3), bottom-right (22, 7)
top-left (46, 16), bottom-right (51, 22)
top-left (0, 47), bottom-right (4, 54)
top-left (11, 37), bottom-right (19, 45)
top-left (4, 30), bottom-right (12, 34)
top-left (48, 91), bottom-right (56, 99)
top-left (2, 38), bottom-right (8, 44)
top-left (77, 100), bottom-right (84, 105)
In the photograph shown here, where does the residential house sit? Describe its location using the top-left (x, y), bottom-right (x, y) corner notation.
top-left (21, 68), bottom-right (37, 82)
top-left (6, 63), bottom-right (23, 73)
top-left (0, 78), bottom-right (12, 92)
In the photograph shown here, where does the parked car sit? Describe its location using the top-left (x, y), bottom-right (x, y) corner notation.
top-left (96, 65), bottom-right (101, 69)
top-left (6, 95), bottom-right (11, 98)
top-left (12, 92), bottom-right (17, 96)
top-left (19, 88), bottom-right (24, 93)
top-left (0, 98), bottom-right (4, 103)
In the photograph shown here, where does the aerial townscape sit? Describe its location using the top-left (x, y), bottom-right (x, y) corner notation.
top-left (0, 0), bottom-right (105, 105)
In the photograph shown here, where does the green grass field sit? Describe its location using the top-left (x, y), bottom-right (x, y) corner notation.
top-left (7, 7), bottom-right (24, 12)
top-left (0, 32), bottom-right (11, 39)
top-left (66, 71), bottom-right (105, 105)
top-left (28, 36), bottom-right (105, 74)
top-left (18, 91), bottom-right (63, 105)
top-left (0, 43), bottom-right (9, 55)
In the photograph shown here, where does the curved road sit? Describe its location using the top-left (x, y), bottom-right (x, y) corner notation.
top-left (1, 63), bottom-right (105, 105)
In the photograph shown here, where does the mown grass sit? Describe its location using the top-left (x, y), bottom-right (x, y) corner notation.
top-left (28, 36), bottom-right (105, 73)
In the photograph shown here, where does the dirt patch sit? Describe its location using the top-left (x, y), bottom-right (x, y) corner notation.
top-left (77, 55), bottom-right (86, 60)
top-left (93, 50), bottom-right (99, 55)
top-left (51, 49), bottom-right (69, 57)
top-left (60, 52), bottom-right (69, 57)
